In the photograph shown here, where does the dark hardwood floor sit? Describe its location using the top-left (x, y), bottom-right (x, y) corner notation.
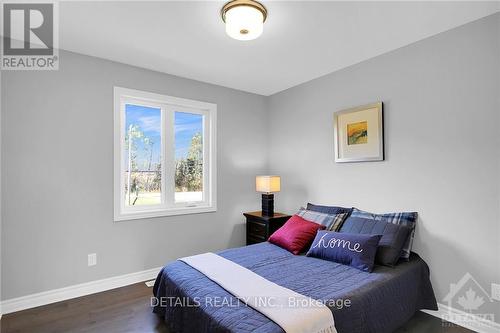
top-left (1, 283), bottom-right (167, 333)
top-left (1, 282), bottom-right (475, 333)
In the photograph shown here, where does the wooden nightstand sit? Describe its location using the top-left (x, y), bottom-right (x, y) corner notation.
top-left (244, 211), bottom-right (291, 245)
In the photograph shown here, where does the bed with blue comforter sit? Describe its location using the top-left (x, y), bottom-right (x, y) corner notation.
top-left (153, 242), bottom-right (437, 333)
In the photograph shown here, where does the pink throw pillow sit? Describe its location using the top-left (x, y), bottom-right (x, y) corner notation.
top-left (268, 215), bottom-right (325, 255)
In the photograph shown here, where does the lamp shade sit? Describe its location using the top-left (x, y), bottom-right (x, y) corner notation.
top-left (222, 0), bottom-right (267, 41)
top-left (256, 176), bottom-right (280, 193)
top-left (225, 5), bottom-right (264, 41)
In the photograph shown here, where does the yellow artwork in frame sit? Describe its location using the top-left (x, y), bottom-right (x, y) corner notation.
top-left (347, 121), bottom-right (368, 145)
top-left (333, 102), bottom-right (384, 163)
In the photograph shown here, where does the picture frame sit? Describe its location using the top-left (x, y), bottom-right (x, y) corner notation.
top-left (333, 102), bottom-right (384, 163)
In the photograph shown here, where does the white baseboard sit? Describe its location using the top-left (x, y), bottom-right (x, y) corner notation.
top-left (422, 303), bottom-right (500, 333)
top-left (0, 266), bottom-right (162, 316)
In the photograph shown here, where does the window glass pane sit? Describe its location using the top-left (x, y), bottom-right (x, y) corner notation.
top-left (124, 104), bottom-right (162, 207)
top-left (174, 111), bottom-right (203, 203)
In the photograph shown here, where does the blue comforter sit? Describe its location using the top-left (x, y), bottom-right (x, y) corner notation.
top-left (153, 242), bottom-right (437, 333)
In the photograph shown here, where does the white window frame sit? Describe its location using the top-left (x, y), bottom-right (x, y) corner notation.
top-left (114, 87), bottom-right (217, 221)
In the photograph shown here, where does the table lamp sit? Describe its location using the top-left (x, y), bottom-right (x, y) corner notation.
top-left (256, 175), bottom-right (280, 216)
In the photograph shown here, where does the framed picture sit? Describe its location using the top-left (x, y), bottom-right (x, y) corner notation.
top-left (333, 102), bottom-right (384, 163)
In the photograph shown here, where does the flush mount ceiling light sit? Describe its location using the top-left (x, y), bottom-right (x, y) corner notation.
top-left (221, 0), bottom-right (268, 41)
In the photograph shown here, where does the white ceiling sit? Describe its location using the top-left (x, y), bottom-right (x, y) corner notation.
top-left (60, 1), bottom-right (499, 96)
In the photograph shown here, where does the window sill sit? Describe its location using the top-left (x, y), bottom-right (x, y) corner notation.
top-left (114, 205), bottom-right (217, 222)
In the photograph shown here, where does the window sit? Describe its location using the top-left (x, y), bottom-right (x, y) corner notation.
top-left (114, 87), bottom-right (216, 221)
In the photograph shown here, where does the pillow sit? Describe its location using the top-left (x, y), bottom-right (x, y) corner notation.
top-left (306, 203), bottom-right (352, 216)
top-left (349, 208), bottom-right (418, 260)
top-left (268, 215), bottom-right (325, 255)
top-left (296, 208), bottom-right (348, 231)
top-left (306, 231), bottom-right (382, 272)
top-left (340, 212), bottom-right (411, 266)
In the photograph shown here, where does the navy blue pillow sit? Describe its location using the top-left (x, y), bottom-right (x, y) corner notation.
top-left (349, 208), bottom-right (418, 260)
top-left (306, 203), bottom-right (352, 215)
top-left (340, 216), bottom-right (411, 267)
top-left (306, 231), bottom-right (382, 272)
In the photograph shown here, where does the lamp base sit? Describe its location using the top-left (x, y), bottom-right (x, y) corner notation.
top-left (261, 193), bottom-right (274, 217)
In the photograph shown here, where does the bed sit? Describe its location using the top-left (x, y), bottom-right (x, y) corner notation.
top-left (153, 242), bottom-right (437, 333)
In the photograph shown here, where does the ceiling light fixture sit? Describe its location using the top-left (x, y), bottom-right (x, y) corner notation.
top-left (221, 0), bottom-right (268, 41)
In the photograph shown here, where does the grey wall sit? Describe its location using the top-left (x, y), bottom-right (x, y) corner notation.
top-left (1, 51), bottom-right (267, 299)
top-left (268, 13), bottom-right (500, 318)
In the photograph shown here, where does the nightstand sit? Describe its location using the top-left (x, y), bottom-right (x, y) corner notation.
top-left (244, 211), bottom-right (291, 245)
